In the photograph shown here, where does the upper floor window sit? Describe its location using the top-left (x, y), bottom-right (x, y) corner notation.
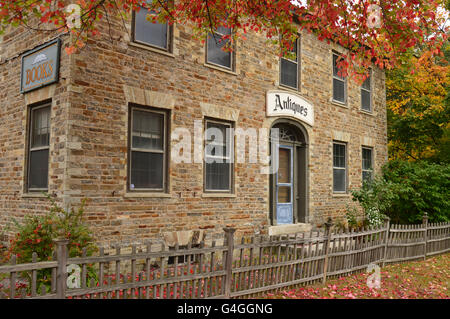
top-left (280, 37), bottom-right (299, 90)
top-left (204, 119), bottom-right (233, 192)
top-left (28, 104), bottom-right (51, 191)
top-left (129, 106), bottom-right (169, 192)
top-left (361, 71), bottom-right (372, 112)
top-left (206, 26), bottom-right (233, 70)
top-left (132, 2), bottom-right (171, 51)
top-left (332, 53), bottom-right (347, 104)
top-left (333, 142), bottom-right (347, 193)
top-left (362, 147), bottom-right (373, 183)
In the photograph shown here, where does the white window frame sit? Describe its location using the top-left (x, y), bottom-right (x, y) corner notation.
top-left (333, 141), bottom-right (347, 193)
top-left (279, 37), bottom-right (300, 90)
top-left (362, 146), bottom-right (374, 183)
top-left (204, 118), bottom-right (234, 193)
top-left (205, 27), bottom-right (234, 71)
top-left (132, 4), bottom-right (172, 52)
top-left (361, 70), bottom-right (373, 112)
top-left (128, 106), bottom-right (168, 192)
top-left (27, 103), bottom-right (51, 192)
top-left (332, 53), bottom-right (347, 104)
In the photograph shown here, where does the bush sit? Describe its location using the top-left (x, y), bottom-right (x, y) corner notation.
top-left (2, 195), bottom-right (97, 293)
top-left (381, 160), bottom-right (450, 223)
top-left (349, 160), bottom-right (450, 225)
top-left (349, 176), bottom-right (393, 228)
top-left (344, 204), bottom-right (366, 229)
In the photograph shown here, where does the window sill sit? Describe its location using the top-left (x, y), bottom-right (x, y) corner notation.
top-left (330, 99), bottom-right (349, 109)
top-left (332, 192), bottom-right (350, 198)
top-left (21, 192), bottom-right (48, 198)
top-left (359, 109), bottom-right (375, 116)
top-left (204, 63), bottom-right (237, 76)
top-left (277, 84), bottom-right (300, 94)
top-left (202, 193), bottom-right (236, 198)
top-left (124, 192), bottom-right (172, 198)
top-left (128, 41), bottom-right (175, 58)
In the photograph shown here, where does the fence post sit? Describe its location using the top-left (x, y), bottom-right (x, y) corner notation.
top-left (54, 238), bottom-right (69, 299)
top-left (322, 218), bottom-right (333, 284)
top-left (223, 227), bottom-right (235, 299)
top-left (382, 216), bottom-right (390, 267)
top-left (423, 212), bottom-right (429, 260)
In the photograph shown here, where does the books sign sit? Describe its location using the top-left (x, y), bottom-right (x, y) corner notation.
top-left (21, 39), bottom-right (61, 93)
top-left (266, 90), bottom-right (314, 126)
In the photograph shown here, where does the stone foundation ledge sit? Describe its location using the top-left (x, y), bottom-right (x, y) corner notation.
top-left (268, 223), bottom-right (312, 236)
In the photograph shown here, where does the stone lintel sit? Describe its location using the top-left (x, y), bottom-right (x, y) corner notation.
top-left (24, 84), bottom-right (56, 105)
top-left (360, 136), bottom-right (375, 147)
top-left (200, 102), bottom-right (240, 122)
top-left (332, 130), bottom-right (351, 142)
top-left (123, 84), bottom-right (175, 110)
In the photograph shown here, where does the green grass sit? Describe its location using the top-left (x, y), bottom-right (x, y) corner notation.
top-left (263, 254), bottom-right (449, 299)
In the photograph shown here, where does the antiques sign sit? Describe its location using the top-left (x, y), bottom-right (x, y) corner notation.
top-left (266, 90), bottom-right (314, 126)
top-left (21, 39), bottom-right (61, 93)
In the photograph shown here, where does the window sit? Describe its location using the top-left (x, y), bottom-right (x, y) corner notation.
top-left (132, 1), bottom-right (171, 51)
top-left (129, 106), bottom-right (168, 191)
top-left (333, 142), bottom-right (347, 193)
top-left (280, 37), bottom-right (299, 89)
top-left (332, 53), bottom-right (347, 104)
top-left (362, 147), bottom-right (373, 183)
top-left (27, 104), bottom-right (51, 191)
top-left (361, 71), bottom-right (372, 112)
top-left (204, 120), bottom-right (233, 192)
top-left (206, 26), bottom-right (233, 70)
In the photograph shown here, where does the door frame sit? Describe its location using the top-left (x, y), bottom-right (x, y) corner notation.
top-left (269, 118), bottom-right (309, 226)
top-left (275, 144), bottom-right (294, 225)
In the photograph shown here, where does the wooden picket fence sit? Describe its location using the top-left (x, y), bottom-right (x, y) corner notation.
top-left (0, 214), bottom-right (449, 299)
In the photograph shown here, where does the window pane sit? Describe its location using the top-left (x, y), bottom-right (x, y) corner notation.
top-left (205, 122), bottom-right (229, 157)
top-left (333, 78), bottom-right (345, 102)
top-left (363, 171), bottom-right (372, 183)
top-left (333, 54), bottom-right (345, 79)
top-left (282, 39), bottom-right (297, 61)
top-left (29, 149), bottom-right (49, 189)
top-left (362, 148), bottom-right (372, 170)
top-left (280, 59), bottom-right (297, 89)
top-left (333, 144), bottom-right (346, 168)
top-left (362, 74), bottom-right (371, 90)
top-left (333, 168), bottom-right (346, 192)
top-left (289, 40), bottom-right (297, 60)
top-left (206, 122), bottom-right (227, 141)
top-left (132, 110), bottom-right (164, 150)
top-left (361, 89), bottom-right (371, 111)
top-left (206, 143), bottom-right (227, 158)
top-left (278, 148), bottom-right (291, 183)
top-left (278, 186), bottom-right (291, 203)
top-left (333, 54), bottom-right (338, 75)
top-left (31, 107), bottom-right (50, 148)
top-left (134, 8), bottom-right (168, 49)
top-left (207, 33), bottom-right (231, 68)
top-left (205, 162), bottom-right (230, 190)
top-left (130, 151), bottom-right (163, 189)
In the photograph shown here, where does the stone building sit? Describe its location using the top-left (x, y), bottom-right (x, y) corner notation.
top-left (0, 10), bottom-right (387, 245)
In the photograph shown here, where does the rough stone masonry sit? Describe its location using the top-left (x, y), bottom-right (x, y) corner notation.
top-left (0, 14), bottom-right (387, 247)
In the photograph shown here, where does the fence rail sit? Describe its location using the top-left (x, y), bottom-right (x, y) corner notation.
top-left (0, 214), bottom-right (449, 299)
